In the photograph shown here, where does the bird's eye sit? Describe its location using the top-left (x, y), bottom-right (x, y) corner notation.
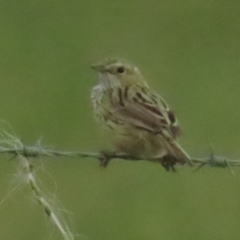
top-left (116, 66), bottom-right (125, 74)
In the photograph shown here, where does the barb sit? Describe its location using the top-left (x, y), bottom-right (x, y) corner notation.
top-left (0, 129), bottom-right (75, 240)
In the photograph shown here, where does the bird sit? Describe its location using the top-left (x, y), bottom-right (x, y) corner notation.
top-left (90, 58), bottom-right (191, 170)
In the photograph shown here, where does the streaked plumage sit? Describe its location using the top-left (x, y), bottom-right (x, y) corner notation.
top-left (91, 58), bottom-right (191, 169)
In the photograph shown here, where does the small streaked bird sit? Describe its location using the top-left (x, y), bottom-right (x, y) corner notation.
top-left (91, 58), bottom-right (191, 170)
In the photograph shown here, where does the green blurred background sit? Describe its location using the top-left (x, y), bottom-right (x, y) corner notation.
top-left (0, 0), bottom-right (240, 239)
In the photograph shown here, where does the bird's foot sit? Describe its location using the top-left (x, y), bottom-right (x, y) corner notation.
top-left (161, 155), bottom-right (177, 172)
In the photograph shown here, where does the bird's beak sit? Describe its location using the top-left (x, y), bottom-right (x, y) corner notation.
top-left (90, 64), bottom-right (107, 73)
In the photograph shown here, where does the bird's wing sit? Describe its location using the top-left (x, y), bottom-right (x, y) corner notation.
top-left (108, 85), bottom-right (191, 164)
top-left (109, 85), bottom-right (181, 138)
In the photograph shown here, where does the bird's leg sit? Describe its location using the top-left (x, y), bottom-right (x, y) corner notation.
top-left (99, 150), bottom-right (115, 167)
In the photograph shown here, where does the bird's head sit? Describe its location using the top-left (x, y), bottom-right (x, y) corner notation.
top-left (91, 58), bottom-right (147, 88)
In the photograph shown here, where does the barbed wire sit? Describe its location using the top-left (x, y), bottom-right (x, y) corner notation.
top-left (0, 129), bottom-right (239, 240)
top-left (1, 142), bottom-right (239, 169)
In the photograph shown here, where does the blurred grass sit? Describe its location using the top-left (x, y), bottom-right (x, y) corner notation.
top-left (0, 0), bottom-right (240, 239)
